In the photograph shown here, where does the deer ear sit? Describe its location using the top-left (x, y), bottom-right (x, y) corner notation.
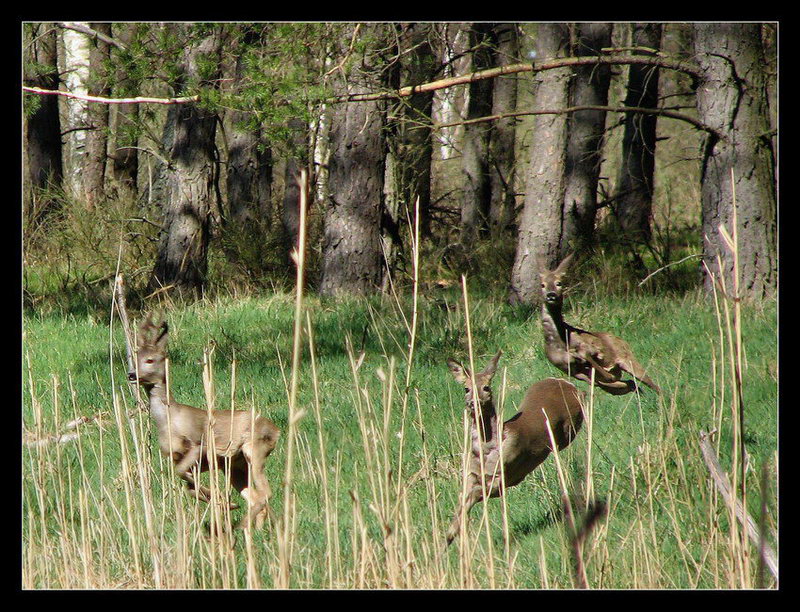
top-left (555, 252), bottom-right (574, 275)
top-left (155, 322), bottom-right (169, 348)
top-left (447, 358), bottom-right (468, 384)
top-left (481, 350), bottom-right (502, 378)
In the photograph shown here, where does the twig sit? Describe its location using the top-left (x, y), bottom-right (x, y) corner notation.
top-left (569, 499), bottom-right (607, 589)
top-left (698, 430), bottom-right (777, 581)
top-left (114, 274), bottom-right (135, 374)
top-left (638, 254), bottom-right (703, 286)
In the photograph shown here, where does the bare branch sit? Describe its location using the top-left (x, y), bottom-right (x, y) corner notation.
top-left (329, 54), bottom-right (701, 103)
top-left (57, 22), bottom-right (128, 50)
top-left (433, 105), bottom-right (723, 140)
top-left (23, 85), bottom-right (199, 106)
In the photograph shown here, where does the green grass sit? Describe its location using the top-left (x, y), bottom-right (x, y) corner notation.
top-left (22, 281), bottom-right (777, 589)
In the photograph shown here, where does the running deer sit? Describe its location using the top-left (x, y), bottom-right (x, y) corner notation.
top-left (445, 351), bottom-right (585, 546)
top-left (539, 253), bottom-right (660, 396)
top-left (129, 314), bottom-right (280, 530)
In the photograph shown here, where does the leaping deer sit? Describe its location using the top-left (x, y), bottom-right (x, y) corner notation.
top-left (129, 314), bottom-right (280, 530)
top-left (539, 253), bottom-right (660, 395)
top-left (445, 351), bottom-right (585, 546)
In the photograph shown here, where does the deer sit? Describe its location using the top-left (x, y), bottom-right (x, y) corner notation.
top-left (445, 351), bottom-right (585, 546)
top-left (539, 253), bottom-right (660, 396)
top-left (129, 314), bottom-right (280, 530)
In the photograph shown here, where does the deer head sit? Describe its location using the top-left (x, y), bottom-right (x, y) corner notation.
top-left (129, 314), bottom-right (169, 385)
top-left (539, 252), bottom-right (574, 307)
top-left (447, 351), bottom-right (502, 413)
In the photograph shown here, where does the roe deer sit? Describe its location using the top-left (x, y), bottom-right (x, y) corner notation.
top-left (445, 351), bottom-right (585, 546)
top-left (129, 314), bottom-right (280, 530)
top-left (539, 253), bottom-right (660, 396)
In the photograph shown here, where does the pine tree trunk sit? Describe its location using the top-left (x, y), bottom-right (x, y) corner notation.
top-left (110, 23), bottom-right (139, 197)
top-left (460, 23), bottom-right (495, 246)
top-left (84, 22), bottom-right (112, 210)
top-left (615, 23), bottom-right (662, 244)
top-left (488, 23), bottom-right (519, 233)
top-left (561, 23), bottom-right (613, 251)
top-left (320, 25), bottom-right (388, 296)
top-left (510, 24), bottom-right (572, 305)
top-left (149, 30), bottom-right (221, 297)
top-left (23, 23), bottom-right (63, 224)
top-left (694, 24), bottom-right (776, 299)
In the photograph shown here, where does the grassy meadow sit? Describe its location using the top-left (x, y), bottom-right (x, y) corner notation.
top-left (22, 268), bottom-right (777, 589)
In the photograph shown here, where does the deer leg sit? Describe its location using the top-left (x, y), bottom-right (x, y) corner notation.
top-left (235, 441), bottom-right (273, 530)
top-left (172, 444), bottom-right (213, 503)
top-left (619, 359), bottom-right (661, 394)
top-left (446, 483), bottom-right (485, 547)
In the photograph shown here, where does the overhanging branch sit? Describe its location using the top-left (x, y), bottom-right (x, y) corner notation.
top-left (433, 105), bottom-right (724, 140)
top-left (330, 54), bottom-right (701, 103)
top-left (22, 86), bottom-right (199, 106)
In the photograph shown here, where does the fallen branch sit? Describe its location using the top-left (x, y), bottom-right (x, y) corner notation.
top-left (637, 254), bottom-right (703, 287)
top-left (23, 86), bottom-right (199, 106)
top-left (698, 430), bottom-right (778, 581)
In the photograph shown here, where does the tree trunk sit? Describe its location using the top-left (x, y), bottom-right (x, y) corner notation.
top-left (460, 23), bottom-right (495, 246)
top-left (282, 118), bottom-right (308, 259)
top-left (614, 23), bottom-right (662, 244)
top-left (149, 29), bottom-right (222, 297)
top-left (561, 23), bottom-right (613, 251)
top-left (394, 22), bottom-right (436, 238)
top-left (694, 24), bottom-right (776, 299)
top-left (83, 22), bottom-right (112, 210)
top-left (510, 24), bottom-right (572, 305)
top-left (23, 23), bottom-right (63, 224)
top-left (60, 26), bottom-right (91, 198)
top-left (488, 23), bottom-right (520, 233)
top-left (320, 24), bottom-right (389, 297)
top-left (110, 23), bottom-right (139, 198)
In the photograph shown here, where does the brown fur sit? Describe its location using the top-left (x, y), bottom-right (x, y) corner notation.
top-left (130, 314), bottom-right (280, 530)
top-left (539, 254), bottom-right (660, 395)
top-left (445, 351), bottom-right (585, 546)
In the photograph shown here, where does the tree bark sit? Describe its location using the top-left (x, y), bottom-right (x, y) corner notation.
top-left (394, 22), bottom-right (436, 238)
top-left (694, 24), bottom-right (776, 299)
top-left (460, 23), bottom-right (495, 246)
top-left (561, 23), bottom-right (613, 251)
top-left (149, 29), bottom-right (222, 297)
top-left (110, 23), bottom-right (139, 197)
top-left (83, 22), bottom-right (112, 209)
top-left (614, 23), bottom-right (662, 244)
top-left (510, 24), bottom-right (572, 305)
top-left (282, 118), bottom-right (308, 260)
top-left (23, 23), bottom-right (63, 224)
top-left (488, 23), bottom-right (520, 233)
top-left (320, 24), bottom-right (389, 297)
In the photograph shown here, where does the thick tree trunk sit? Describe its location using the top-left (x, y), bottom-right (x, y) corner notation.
top-left (225, 30), bottom-right (272, 230)
top-left (110, 23), bottom-right (139, 197)
top-left (561, 23), bottom-right (613, 251)
top-left (694, 24), bottom-right (776, 299)
top-left (83, 22), bottom-right (112, 210)
top-left (488, 23), bottom-right (520, 233)
top-left (149, 30), bottom-right (222, 297)
top-left (510, 24), bottom-right (572, 305)
top-left (23, 23), bottom-right (63, 224)
top-left (615, 23), bottom-right (662, 243)
top-left (460, 23), bottom-right (495, 246)
top-left (320, 25), bottom-right (389, 296)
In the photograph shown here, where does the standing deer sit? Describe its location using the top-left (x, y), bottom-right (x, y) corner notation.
top-left (129, 314), bottom-right (280, 530)
top-left (539, 253), bottom-right (660, 395)
top-left (445, 351), bottom-right (585, 546)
